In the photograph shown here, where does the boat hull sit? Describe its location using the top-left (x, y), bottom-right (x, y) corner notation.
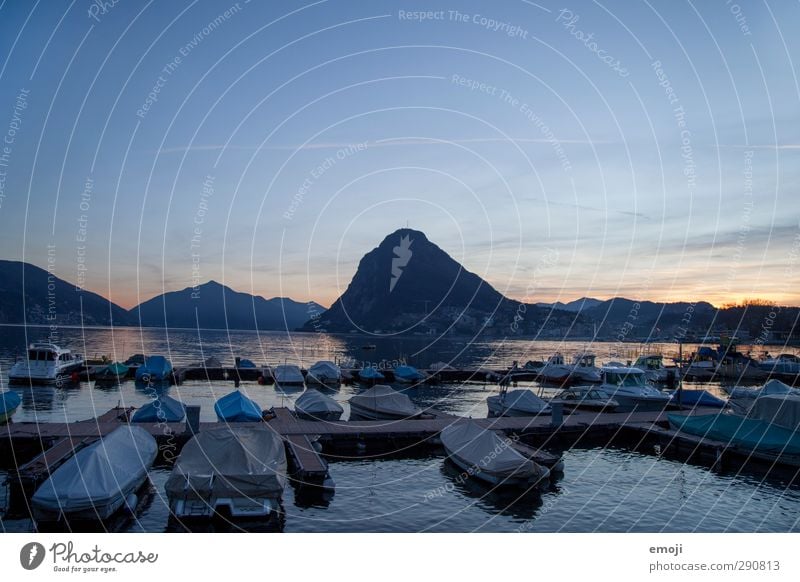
top-left (610, 394), bottom-right (671, 413)
top-left (8, 361), bottom-right (83, 385)
top-left (446, 452), bottom-right (542, 487)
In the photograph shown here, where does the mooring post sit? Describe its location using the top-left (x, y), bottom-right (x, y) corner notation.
top-left (185, 405), bottom-right (201, 434)
top-left (551, 402), bottom-right (564, 427)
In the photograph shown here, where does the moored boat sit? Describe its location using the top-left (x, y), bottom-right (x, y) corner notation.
top-left (214, 390), bottom-right (263, 422)
top-left (440, 421), bottom-right (550, 487)
top-left (357, 366), bottom-right (385, 384)
top-left (567, 352), bottom-right (602, 383)
top-left (166, 425), bottom-right (287, 520)
top-left (759, 353), bottom-right (800, 376)
top-left (271, 364), bottom-right (305, 388)
top-left (294, 388), bottom-right (344, 421)
top-left (633, 354), bottom-right (671, 383)
top-left (597, 367), bottom-right (671, 412)
top-left (0, 390), bottom-right (22, 424)
top-left (536, 353), bottom-right (572, 384)
top-left (393, 364), bottom-right (426, 384)
top-left (134, 355), bottom-right (173, 384)
top-left (487, 389), bottom-right (551, 417)
top-left (348, 384), bottom-right (422, 420)
top-left (94, 361), bottom-right (129, 383)
top-left (32, 425), bottom-right (157, 522)
top-left (8, 343), bottom-right (84, 384)
top-left (132, 394), bottom-right (187, 423)
top-left (306, 360), bottom-right (342, 388)
top-left (551, 386), bottom-right (619, 412)
top-left (669, 388), bottom-right (727, 409)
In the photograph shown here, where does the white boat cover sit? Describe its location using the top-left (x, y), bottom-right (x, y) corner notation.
top-left (32, 426), bottom-right (157, 514)
top-left (440, 422), bottom-right (545, 480)
top-left (165, 426), bottom-right (287, 499)
top-left (308, 361), bottom-right (340, 380)
top-left (349, 385), bottom-right (421, 417)
top-left (762, 379), bottom-right (798, 395)
top-left (748, 394), bottom-right (800, 431)
top-left (429, 361), bottom-right (457, 371)
top-left (295, 389), bottom-right (343, 416)
top-left (273, 365), bottom-right (304, 383)
top-left (490, 390), bottom-right (550, 414)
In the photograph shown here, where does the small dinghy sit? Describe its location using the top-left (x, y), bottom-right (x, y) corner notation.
top-left (294, 389), bottom-right (343, 421)
top-left (132, 394), bottom-right (187, 423)
top-left (440, 422), bottom-right (550, 487)
top-left (166, 425), bottom-right (287, 520)
top-left (94, 362), bottom-right (129, 383)
top-left (393, 365), bottom-right (426, 384)
top-left (32, 425), bottom-right (157, 522)
top-left (214, 390), bottom-right (262, 422)
top-left (487, 389), bottom-right (551, 417)
top-left (0, 390), bottom-right (22, 424)
top-left (348, 384), bottom-right (422, 420)
top-left (135, 355), bottom-right (173, 383)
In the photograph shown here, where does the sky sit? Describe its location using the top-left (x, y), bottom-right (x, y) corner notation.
top-left (0, 0), bottom-right (799, 309)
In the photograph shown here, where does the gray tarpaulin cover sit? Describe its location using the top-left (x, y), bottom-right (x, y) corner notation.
top-left (166, 426), bottom-right (287, 499)
top-left (295, 389), bottom-right (343, 416)
top-left (32, 425), bottom-right (157, 513)
top-left (748, 395), bottom-right (800, 431)
top-left (349, 385), bottom-right (421, 417)
top-left (440, 422), bottom-right (545, 479)
top-left (489, 390), bottom-right (550, 414)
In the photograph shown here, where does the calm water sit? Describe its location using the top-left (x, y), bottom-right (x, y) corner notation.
top-left (1, 325), bottom-right (798, 533)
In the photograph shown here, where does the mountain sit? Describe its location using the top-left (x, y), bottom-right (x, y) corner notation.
top-left (582, 297), bottom-right (717, 336)
top-left (537, 297), bottom-right (602, 312)
top-left (131, 280), bottom-right (324, 331)
top-left (0, 260), bottom-right (130, 326)
top-left (303, 229), bottom-right (548, 334)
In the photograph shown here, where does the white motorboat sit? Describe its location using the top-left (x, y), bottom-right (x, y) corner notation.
top-left (759, 354), bottom-right (800, 376)
top-left (440, 421), bottom-right (550, 487)
top-left (551, 386), bottom-right (619, 412)
top-left (32, 425), bottom-right (157, 522)
top-left (166, 425), bottom-right (287, 520)
top-left (725, 378), bottom-right (800, 402)
top-left (271, 364), bottom-right (305, 388)
top-left (597, 367), bottom-right (671, 412)
top-left (306, 360), bottom-right (342, 388)
top-left (294, 388), bottom-right (344, 421)
top-left (633, 354), bottom-right (671, 383)
top-left (8, 342), bottom-right (84, 384)
top-left (536, 353), bottom-right (572, 383)
top-left (567, 352), bottom-right (602, 383)
top-left (348, 384), bottom-right (422, 420)
top-left (487, 389), bottom-right (551, 417)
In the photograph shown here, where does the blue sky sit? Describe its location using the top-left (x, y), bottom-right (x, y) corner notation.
top-left (1, 0), bottom-right (798, 308)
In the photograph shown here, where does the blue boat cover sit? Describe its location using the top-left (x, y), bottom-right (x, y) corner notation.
top-left (668, 413), bottom-right (800, 455)
top-left (135, 355), bottom-right (173, 382)
top-left (132, 394), bottom-right (186, 423)
top-left (238, 359), bottom-right (256, 368)
top-left (359, 367), bottom-right (384, 380)
top-left (0, 391), bottom-right (21, 414)
top-left (214, 390), bottom-right (262, 422)
top-left (394, 365), bottom-right (424, 380)
top-left (670, 389), bottom-right (727, 408)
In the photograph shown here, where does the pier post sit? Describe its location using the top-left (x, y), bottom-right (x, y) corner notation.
top-left (550, 402), bottom-right (564, 427)
top-left (185, 405), bottom-right (201, 435)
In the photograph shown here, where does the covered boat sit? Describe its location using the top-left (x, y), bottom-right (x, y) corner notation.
top-left (294, 389), bottom-right (343, 421)
top-left (134, 355), bottom-right (173, 383)
top-left (440, 421), bottom-right (550, 487)
top-left (668, 412), bottom-right (800, 456)
top-left (393, 365), bottom-right (426, 384)
top-left (487, 389), bottom-right (551, 417)
top-left (306, 360), bottom-right (342, 387)
top-left (726, 379), bottom-right (800, 401)
top-left (747, 394), bottom-right (800, 431)
top-left (669, 388), bottom-right (727, 409)
top-left (348, 384), bottom-right (422, 420)
top-left (237, 358), bottom-right (256, 368)
top-left (357, 366), bottom-right (385, 384)
top-left (94, 362), bottom-right (129, 383)
top-left (0, 390), bottom-right (22, 424)
top-left (166, 425), bottom-right (287, 520)
top-left (271, 364), bottom-right (305, 387)
top-left (132, 394), bottom-right (186, 423)
top-left (214, 390), bottom-right (262, 422)
top-left (32, 425), bottom-right (157, 521)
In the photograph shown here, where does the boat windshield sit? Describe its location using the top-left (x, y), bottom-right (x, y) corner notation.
top-left (28, 350), bottom-right (55, 361)
top-left (607, 372), bottom-right (646, 387)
